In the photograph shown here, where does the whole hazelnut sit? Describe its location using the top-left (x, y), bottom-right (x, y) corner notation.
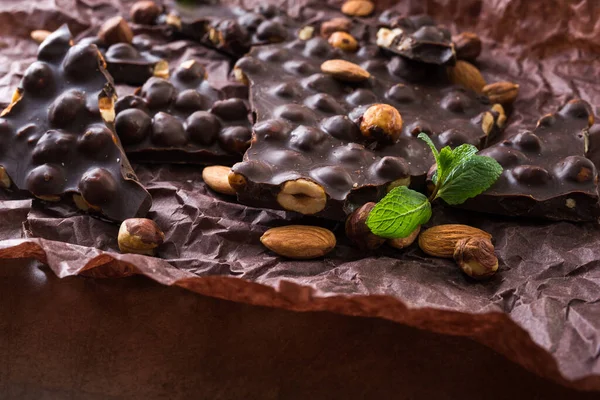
top-left (345, 202), bottom-right (385, 250)
top-left (387, 226), bottom-right (420, 249)
top-left (130, 1), bottom-right (161, 25)
top-left (452, 32), bottom-right (482, 62)
top-left (98, 16), bottom-right (134, 45)
top-left (328, 31), bottom-right (358, 51)
top-left (118, 218), bottom-right (165, 256)
top-left (360, 104), bottom-right (403, 143)
top-left (453, 237), bottom-right (498, 280)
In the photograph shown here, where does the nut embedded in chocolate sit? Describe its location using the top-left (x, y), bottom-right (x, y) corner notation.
top-left (453, 237), bottom-right (499, 280)
top-left (130, 1), bottom-right (161, 25)
top-left (98, 16), bottom-right (134, 45)
top-left (341, 0), bottom-right (374, 17)
top-left (320, 17), bottom-right (352, 38)
top-left (203, 165), bottom-right (237, 195)
top-left (118, 218), bottom-right (165, 256)
top-left (277, 179), bottom-right (327, 215)
top-left (328, 31), bottom-right (358, 52)
top-left (483, 81), bottom-right (520, 106)
top-left (453, 32), bottom-right (482, 62)
top-left (345, 202), bottom-right (385, 250)
top-left (360, 104), bottom-right (403, 143)
top-left (320, 59), bottom-right (370, 82)
top-left (447, 60), bottom-right (486, 93)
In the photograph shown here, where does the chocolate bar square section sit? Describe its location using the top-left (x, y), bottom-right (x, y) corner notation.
top-left (114, 60), bottom-right (252, 165)
top-left (104, 42), bottom-right (169, 86)
top-left (0, 25), bottom-right (151, 221)
top-left (162, 3), bottom-right (300, 57)
top-left (461, 100), bottom-right (599, 221)
top-left (230, 37), bottom-right (504, 220)
top-left (377, 15), bottom-right (456, 66)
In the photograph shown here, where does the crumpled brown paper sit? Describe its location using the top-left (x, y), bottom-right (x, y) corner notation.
top-left (0, 0), bottom-right (599, 391)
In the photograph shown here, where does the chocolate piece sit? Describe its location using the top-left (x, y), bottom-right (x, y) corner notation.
top-left (104, 42), bottom-right (169, 86)
top-left (114, 60), bottom-right (251, 165)
top-left (463, 100), bottom-right (599, 221)
top-left (377, 15), bottom-right (456, 66)
top-left (160, 3), bottom-right (301, 58)
top-left (231, 38), bottom-right (504, 220)
top-left (0, 25), bottom-right (151, 221)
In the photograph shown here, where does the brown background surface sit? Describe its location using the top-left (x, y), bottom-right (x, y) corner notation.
top-left (1, 258), bottom-right (599, 400)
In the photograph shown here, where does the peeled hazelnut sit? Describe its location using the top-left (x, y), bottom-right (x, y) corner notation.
top-left (328, 31), bottom-right (358, 51)
top-left (98, 16), bottom-right (134, 45)
top-left (345, 202), bottom-right (385, 250)
top-left (453, 237), bottom-right (498, 280)
top-left (320, 17), bottom-right (352, 38)
top-left (452, 32), bottom-right (482, 62)
top-left (387, 226), bottom-right (420, 250)
top-left (130, 1), bottom-right (161, 25)
top-left (118, 218), bottom-right (165, 256)
top-left (360, 104), bottom-right (403, 143)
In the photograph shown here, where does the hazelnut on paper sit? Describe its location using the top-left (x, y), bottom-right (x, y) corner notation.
top-left (118, 218), bottom-right (165, 256)
top-left (453, 237), bottom-right (498, 280)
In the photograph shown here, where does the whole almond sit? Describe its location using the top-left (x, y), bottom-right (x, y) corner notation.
top-left (203, 165), bottom-right (236, 195)
top-left (418, 224), bottom-right (492, 258)
top-left (482, 81), bottom-right (520, 106)
top-left (341, 0), bottom-right (375, 17)
top-left (30, 30), bottom-right (51, 44)
top-left (447, 60), bottom-right (486, 93)
top-left (453, 32), bottom-right (482, 62)
top-left (261, 225), bottom-right (336, 259)
top-left (321, 59), bottom-right (370, 82)
top-left (320, 17), bottom-right (352, 38)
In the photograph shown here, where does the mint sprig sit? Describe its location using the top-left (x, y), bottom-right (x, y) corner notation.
top-left (366, 186), bottom-right (432, 239)
top-left (365, 134), bottom-right (503, 238)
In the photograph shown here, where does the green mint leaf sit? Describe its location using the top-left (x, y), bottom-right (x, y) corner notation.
top-left (417, 133), bottom-right (440, 167)
top-left (437, 155), bottom-right (503, 205)
top-left (366, 186), bottom-right (432, 239)
top-left (437, 146), bottom-right (454, 185)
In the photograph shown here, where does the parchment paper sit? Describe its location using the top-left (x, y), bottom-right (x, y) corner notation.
top-left (0, 0), bottom-right (599, 391)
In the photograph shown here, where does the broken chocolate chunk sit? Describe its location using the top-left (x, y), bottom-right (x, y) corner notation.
top-left (114, 60), bottom-right (252, 165)
top-left (377, 15), bottom-right (456, 66)
top-left (231, 38), bottom-right (504, 220)
top-left (462, 99), bottom-right (599, 221)
top-left (0, 25), bottom-right (151, 221)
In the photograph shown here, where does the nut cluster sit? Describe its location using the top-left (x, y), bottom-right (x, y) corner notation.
top-left (418, 224), bottom-right (498, 279)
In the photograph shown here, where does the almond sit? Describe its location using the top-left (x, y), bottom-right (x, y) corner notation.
top-left (30, 30), bottom-right (51, 44)
top-left (341, 0), bottom-right (374, 17)
top-left (321, 59), bottom-right (370, 82)
top-left (203, 165), bottom-right (236, 195)
top-left (261, 225), bottom-right (336, 259)
top-left (482, 81), bottom-right (520, 106)
top-left (447, 60), bottom-right (486, 93)
top-left (418, 224), bottom-right (492, 258)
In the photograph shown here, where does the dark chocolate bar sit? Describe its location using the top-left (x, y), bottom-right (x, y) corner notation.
top-left (160, 2), bottom-right (301, 58)
top-left (230, 37), bottom-right (505, 220)
top-left (114, 60), bottom-right (252, 164)
top-left (462, 100), bottom-right (599, 221)
top-left (0, 25), bottom-right (151, 221)
top-left (377, 15), bottom-right (456, 65)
